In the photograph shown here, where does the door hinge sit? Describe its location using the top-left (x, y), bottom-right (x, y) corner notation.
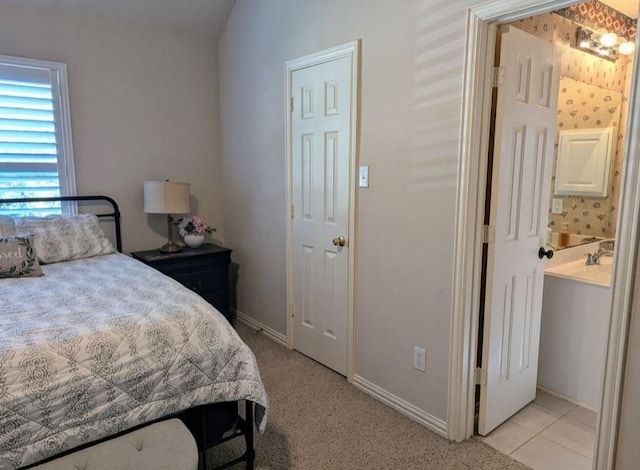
top-left (475, 367), bottom-right (487, 386)
top-left (482, 224), bottom-right (495, 244)
top-left (290, 97), bottom-right (294, 112)
top-left (290, 302), bottom-right (295, 317)
top-left (290, 204), bottom-right (295, 219)
top-left (492, 66), bottom-right (505, 88)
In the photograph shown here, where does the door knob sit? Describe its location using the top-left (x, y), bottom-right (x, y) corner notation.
top-left (538, 247), bottom-right (554, 259)
top-left (332, 236), bottom-right (346, 247)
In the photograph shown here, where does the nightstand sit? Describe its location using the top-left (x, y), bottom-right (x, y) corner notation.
top-left (131, 243), bottom-right (233, 324)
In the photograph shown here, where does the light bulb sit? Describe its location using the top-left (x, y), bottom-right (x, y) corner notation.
top-left (619, 41), bottom-right (636, 55)
top-left (600, 32), bottom-right (618, 48)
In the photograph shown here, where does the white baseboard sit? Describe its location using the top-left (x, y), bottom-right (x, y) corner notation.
top-left (235, 310), bottom-right (288, 347)
top-left (234, 313), bottom-right (447, 437)
top-left (353, 374), bottom-right (448, 437)
top-left (536, 385), bottom-right (598, 412)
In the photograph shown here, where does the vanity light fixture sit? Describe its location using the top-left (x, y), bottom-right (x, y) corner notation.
top-left (575, 26), bottom-right (636, 61)
top-left (619, 40), bottom-right (636, 55)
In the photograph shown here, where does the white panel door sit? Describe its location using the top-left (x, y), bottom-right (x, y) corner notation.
top-left (478, 26), bottom-right (560, 435)
top-left (291, 56), bottom-right (352, 375)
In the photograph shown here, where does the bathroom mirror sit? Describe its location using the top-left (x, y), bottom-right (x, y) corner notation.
top-left (547, 77), bottom-right (624, 249)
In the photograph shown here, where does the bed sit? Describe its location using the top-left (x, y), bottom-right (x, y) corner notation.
top-left (0, 196), bottom-right (268, 470)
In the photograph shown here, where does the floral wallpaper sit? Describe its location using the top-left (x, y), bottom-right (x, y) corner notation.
top-left (609, 61), bottom-right (634, 235)
top-left (507, 9), bottom-right (635, 239)
top-left (547, 77), bottom-right (622, 237)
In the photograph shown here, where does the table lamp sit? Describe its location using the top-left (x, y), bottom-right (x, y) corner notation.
top-left (143, 180), bottom-right (191, 253)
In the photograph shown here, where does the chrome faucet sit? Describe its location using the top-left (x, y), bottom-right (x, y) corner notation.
top-left (585, 248), bottom-right (614, 265)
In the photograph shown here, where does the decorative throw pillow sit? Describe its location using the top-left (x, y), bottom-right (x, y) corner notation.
top-left (0, 236), bottom-right (43, 278)
top-left (16, 214), bottom-right (116, 264)
top-left (0, 216), bottom-right (16, 238)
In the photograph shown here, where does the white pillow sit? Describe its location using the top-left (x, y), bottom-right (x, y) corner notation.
top-left (16, 214), bottom-right (116, 264)
top-left (0, 216), bottom-right (16, 238)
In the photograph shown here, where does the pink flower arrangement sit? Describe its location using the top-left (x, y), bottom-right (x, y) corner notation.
top-left (176, 216), bottom-right (216, 236)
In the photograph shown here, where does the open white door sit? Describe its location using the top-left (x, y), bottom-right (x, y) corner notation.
top-left (290, 54), bottom-right (353, 376)
top-left (478, 26), bottom-right (560, 435)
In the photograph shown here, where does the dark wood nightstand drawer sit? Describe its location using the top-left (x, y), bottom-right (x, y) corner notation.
top-left (131, 244), bottom-right (233, 324)
top-left (153, 255), bottom-right (229, 277)
top-left (171, 269), bottom-right (228, 294)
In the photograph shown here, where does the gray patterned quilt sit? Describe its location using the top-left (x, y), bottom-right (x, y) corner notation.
top-left (0, 253), bottom-right (268, 469)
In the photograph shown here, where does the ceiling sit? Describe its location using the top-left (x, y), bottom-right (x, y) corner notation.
top-left (602, 0), bottom-right (639, 18)
top-left (0, 0), bottom-right (635, 40)
top-left (0, 0), bottom-right (237, 39)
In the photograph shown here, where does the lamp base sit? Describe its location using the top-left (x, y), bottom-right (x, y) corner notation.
top-left (160, 241), bottom-right (183, 253)
top-left (159, 214), bottom-right (182, 253)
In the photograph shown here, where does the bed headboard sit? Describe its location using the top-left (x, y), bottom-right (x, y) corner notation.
top-left (0, 195), bottom-right (123, 253)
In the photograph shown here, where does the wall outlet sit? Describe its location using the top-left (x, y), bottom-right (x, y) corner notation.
top-left (552, 198), bottom-right (563, 215)
top-left (413, 346), bottom-right (426, 372)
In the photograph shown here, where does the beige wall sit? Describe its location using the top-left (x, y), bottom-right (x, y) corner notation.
top-left (218, 0), bottom-right (476, 423)
top-left (0, 4), bottom-right (224, 253)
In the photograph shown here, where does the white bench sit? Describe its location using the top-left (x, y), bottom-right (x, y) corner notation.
top-left (32, 419), bottom-right (198, 470)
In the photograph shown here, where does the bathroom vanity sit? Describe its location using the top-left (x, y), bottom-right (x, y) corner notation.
top-left (537, 240), bottom-right (613, 410)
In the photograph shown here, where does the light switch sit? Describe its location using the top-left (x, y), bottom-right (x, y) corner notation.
top-left (359, 166), bottom-right (369, 188)
top-left (552, 198), bottom-right (563, 214)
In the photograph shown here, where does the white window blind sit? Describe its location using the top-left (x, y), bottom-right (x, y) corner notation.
top-left (0, 56), bottom-right (76, 216)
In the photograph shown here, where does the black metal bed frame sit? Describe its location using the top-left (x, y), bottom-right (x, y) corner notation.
top-left (185, 400), bottom-right (256, 470)
top-left (2, 195), bottom-right (256, 470)
top-left (0, 195), bottom-right (123, 253)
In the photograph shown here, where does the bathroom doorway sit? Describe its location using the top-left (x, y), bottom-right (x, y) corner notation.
top-left (476, 1), bottom-right (636, 468)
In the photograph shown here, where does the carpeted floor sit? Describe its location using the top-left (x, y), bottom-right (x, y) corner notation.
top-left (206, 323), bottom-right (529, 469)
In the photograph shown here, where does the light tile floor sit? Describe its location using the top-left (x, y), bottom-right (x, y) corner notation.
top-left (478, 389), bottom-right (597, 470)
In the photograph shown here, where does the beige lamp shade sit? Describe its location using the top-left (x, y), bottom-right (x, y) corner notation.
top-left (143, 181), bottom-right (191, 214)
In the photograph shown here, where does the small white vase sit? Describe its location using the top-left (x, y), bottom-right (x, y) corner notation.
top-left (183, 233), bottom-right (205, 249)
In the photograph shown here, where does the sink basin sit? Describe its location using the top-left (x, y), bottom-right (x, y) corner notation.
top-left (544, 255), bottom-right (612, 287)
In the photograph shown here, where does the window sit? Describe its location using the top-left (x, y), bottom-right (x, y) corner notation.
top-left (0, 55), bottom-right (76, 216)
